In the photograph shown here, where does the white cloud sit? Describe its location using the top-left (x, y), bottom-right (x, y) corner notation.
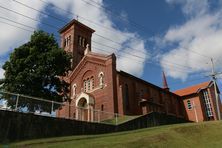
top-left (117, 36), bottom-right (148, 76)
top-left (159, 0), bottom-right (222, 80)
top-left (166, 0), bottom-right (209, 17)
top-left (0, 0), bottom-right (148, 78)
top-left (50, 0), bottom-right (148, 76)
top-left (0, 0), bottom-right (46, 79)
top-left (0, 68), bottom-right (4, 79)
top-left (0, 0), bottom-right (44, 55)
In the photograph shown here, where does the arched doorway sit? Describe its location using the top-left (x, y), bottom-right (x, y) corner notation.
top-left (76, 92), bottom-right (94, 121)
top-left (77, 97), bottom-right (88, 121)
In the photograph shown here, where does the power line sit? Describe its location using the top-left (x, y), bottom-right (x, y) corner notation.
top-left (0, 6), bottom-right (207, 74)
top-left (81, 0), bottom-right (212, 60)
top-left (0, 16), bottom-right (36, 30)
top-left (92, 41), bottom-right (201, 72)
top-left (80, 0), bottom-right (149, 32)
top-left (11, 0), bottom-right (67, 24)
top-left (38, 0), bottom-right (145, 41)
top-left (93, 33), bottom-right (148, 55)
top-left (0, 20), bottom-right (33, 32)
top-left (5, 0), bottom-right (149, 55)
top-left (0, 2), bottom-right (212, 76)
top-left (92, 46), bottom-right (207, 74)
top-left (20, 0), bottom-right (211, 63)
top-left (0, 17), bottom-right (60, 40)
top-left (38, 0), bottom-right (210, 62)
top-left (92, 40), bottom-right (148, 60)
top-left (0, 16), bottom-right (190, 74)
top-left (0, 4), bottom-right (154, 65)
top-left (0, 5), bottom-right (59, 30)
top-left (1, 17), bottom-right (208, 84)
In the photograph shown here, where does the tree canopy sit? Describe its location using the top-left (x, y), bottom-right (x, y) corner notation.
top-left (1, 31), bottom-right (71, 111)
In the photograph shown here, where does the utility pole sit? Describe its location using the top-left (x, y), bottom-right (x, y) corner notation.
top-left (210, 58), bottom-right (221, 120)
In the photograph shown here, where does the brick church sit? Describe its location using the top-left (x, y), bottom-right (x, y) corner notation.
top-left (57, 19), bottom-right (221, 122)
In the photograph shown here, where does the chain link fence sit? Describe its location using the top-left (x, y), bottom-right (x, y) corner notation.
top-left (0, 91), bottom-right (137, 125)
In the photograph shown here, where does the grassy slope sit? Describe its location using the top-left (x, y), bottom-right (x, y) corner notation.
top-left (6, 121), bottom-right (222, 148)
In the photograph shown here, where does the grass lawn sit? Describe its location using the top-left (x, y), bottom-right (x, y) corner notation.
top-left (4, 121), bottom-right (222, 148)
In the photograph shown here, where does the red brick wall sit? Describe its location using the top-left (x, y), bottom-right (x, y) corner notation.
top-left (57, 54), bottom-right (117, 118)
top-left (182, 94), bottom-right (205, 122)
top-left (116, 72), bottom-right (184, 118)
top-left (181, 85), bottom-right (222, 122)
top-left (60, 23), bottom-right (93, 69)
top-left (57, 20), bottom-right (186, 120)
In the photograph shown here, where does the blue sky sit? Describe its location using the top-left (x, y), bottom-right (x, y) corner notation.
top-left (1, 0), bottom-right (222, 92)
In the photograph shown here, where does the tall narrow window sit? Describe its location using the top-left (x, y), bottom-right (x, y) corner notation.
top-left (67, 35), bottom-right (71, 45)
top-left (101, 104), bottom-right (104, 111)
top-left (78, 35), bottom-right (87, 47)
top-left (82, 38), bottom-right (86, 47)
top-left (64, 35), bottom-right (71, 47)
top-left (72, 84), bottom-right (77, 98)
top-left (124, 84), bottom-right (130, 110)
top-left (91, 76), bottom-right (94, 90)
top-left (187, 100), bottom-right (192, 110)
top-left (98, 72), bottom-right (104, 88)
top-left (203, 90), bottom-right (213, 117)
top-left (84, 80), bottom-right (87, 92)
top-left (87, 78), bottom-right (90, 91)
top-left (78, 36), bottom-right (82, 46)
top-left (63, 39), bottom-right (66, 47)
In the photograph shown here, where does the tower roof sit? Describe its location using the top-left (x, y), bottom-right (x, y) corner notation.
top-left (58, 19), bottom-right (95, 33)
top-left (162, 71), bottom-right (169, 90)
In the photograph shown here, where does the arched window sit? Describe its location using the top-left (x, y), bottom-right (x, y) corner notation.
top-left (87, 78), bottom-right (90, 91)
top-left (91, 76), bottom-right (94, 90)
top-left (124, 84), bottom-right (130, 111)
top-left (83, 77), bottom-right (94, 92)
top-left (98, 72), bottom-right (104, 88)
top-left (72, 84), bottom-right (77, 98)
top-left (84, 80), bottom-right (87, 92)
top-left (78, 36), bottom-right (82, 46)
top-left (82, 38), bottom-right (86, 47)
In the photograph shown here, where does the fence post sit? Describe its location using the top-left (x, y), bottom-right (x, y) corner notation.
top-left (115, 113), bottom-right (118, 125)
top-left (51, 101), bottom-right (54, 117)
top-left (15, 94), bottom-right (20, 111)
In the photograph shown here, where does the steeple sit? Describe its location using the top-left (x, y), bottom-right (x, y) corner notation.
top-left (162, 71), bottom-right (169, 91)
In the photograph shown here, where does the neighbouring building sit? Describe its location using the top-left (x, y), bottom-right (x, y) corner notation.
top-left (56, 19), bottom-right (221, 123)
top-left (174, 81), bottom-right (222, 122)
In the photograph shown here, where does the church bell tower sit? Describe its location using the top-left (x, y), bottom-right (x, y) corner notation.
top-left (59, 19), bottom-right (95, 69)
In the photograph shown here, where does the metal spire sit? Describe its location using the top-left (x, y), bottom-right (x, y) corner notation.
top-left (162, 71), bottom-right (169, 90)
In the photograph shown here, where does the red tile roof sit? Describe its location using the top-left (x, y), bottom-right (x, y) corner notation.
top-left (174, 81), bottom-right (211, 96)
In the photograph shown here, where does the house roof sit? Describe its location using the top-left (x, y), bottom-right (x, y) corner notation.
top-left (174, 81), bottom-right (212, 96)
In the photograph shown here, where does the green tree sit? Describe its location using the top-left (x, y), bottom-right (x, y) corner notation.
top-left (2, 31), bottom-right (71, 112)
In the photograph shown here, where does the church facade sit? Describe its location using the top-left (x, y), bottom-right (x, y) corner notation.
top-left (57, 19), bottom-right (221, 122)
